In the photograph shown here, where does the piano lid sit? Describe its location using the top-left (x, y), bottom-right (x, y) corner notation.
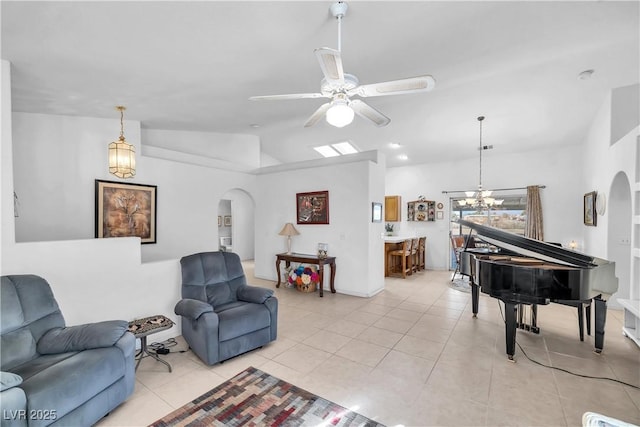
top-left (457, 219), bottom-right (597, 268)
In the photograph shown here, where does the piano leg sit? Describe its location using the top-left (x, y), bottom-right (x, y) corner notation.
top-left (594, 295), bottom-right (607, 354)
top-left (471, 279), bottom-right (479, 318)
top-left (504, 302), bottom-right (517, 361)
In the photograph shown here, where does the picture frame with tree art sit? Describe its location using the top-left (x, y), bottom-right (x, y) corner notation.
top-left (95, 180), bottom-right (157, 244)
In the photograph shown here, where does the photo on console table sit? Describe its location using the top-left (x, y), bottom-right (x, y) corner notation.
top-left (95, 179), bottom-right (157, 244)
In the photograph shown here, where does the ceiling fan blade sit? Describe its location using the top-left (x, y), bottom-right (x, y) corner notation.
top-left (350, 99), bottom-right (390, 127)
top-left (348, 75), bottom-right (436, 98)
top-left (249, 93), bottom-right (326, 101)
top-left (304, 102), bottom-right (332, 127)
top-left (314, 47), bottom-right (345, 86)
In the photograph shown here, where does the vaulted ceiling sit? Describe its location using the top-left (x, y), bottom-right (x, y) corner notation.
top-left (2, 1), bottom-right (638, 167)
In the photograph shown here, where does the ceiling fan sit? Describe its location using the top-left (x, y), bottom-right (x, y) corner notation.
top-left (249, 1), bottom-right (436, 128)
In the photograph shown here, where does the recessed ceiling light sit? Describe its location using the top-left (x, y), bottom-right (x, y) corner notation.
top-left (250, 124), bottom-right (261, 128)
top-left (398, 154), bottom-right (408, 160)
top-left (314, 145), bottom-right (340, 157)
top-left (578, 69), bottom-right (595, 80)
top-left (389, 143), bottom-right (401, 149)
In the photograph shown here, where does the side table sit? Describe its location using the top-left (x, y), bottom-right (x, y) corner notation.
top-left (128, 315), bottom-right (174, 372)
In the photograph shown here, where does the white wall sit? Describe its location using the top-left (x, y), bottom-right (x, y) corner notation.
top-left (385, 144), bottom-right (585, 270)
top-left (583, 86), bottom-right (639, 308)
top-left (253, 152), bottom-right (386, 297)
top-left (11, 112), bottom-right (257, 262)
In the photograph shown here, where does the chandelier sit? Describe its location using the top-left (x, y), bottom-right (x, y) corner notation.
top-left (108, 106), bottom-right (136, 179)
top-left (458, 116), bottom-right (503, 208)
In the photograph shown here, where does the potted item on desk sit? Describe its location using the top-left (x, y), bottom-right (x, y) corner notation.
top-left (385, 223), bottom-right (394, 236)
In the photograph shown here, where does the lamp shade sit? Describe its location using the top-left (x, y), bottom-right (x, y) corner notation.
top-left (108, 138), bottom-right (136, 178)
top-left (326, 101), bottom-right (354, 128)
top-left (278, 223), bottom-right (300, 237)
top-left (109, 106), bottom-right (136, 179)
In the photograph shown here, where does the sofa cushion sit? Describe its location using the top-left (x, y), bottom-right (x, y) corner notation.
top-left (12, 352), bottom-right (78, 382)
top-left (1, 328), bottom-right (37, 371)
top-left (19, 347), bottom-right (125, 423)
top-left (206, 282), bottom-right (234, 308)
top-left (217, 303), bottom-right (271, 342)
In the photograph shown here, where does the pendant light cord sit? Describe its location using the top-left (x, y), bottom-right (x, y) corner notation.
top-left (478, 116), bottom-right (485, 192)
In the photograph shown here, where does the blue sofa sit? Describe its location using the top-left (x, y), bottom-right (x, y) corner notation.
top-left (0, 275), bottom-right (135, 427)
top-left (175, 251), bottom-right (278, 365)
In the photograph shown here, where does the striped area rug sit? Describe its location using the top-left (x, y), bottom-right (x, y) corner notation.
top-left (149, 366), bottom-right (385, 427)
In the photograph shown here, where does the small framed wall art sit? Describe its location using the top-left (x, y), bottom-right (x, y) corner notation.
top-left (296, 191), bottom-right (329, 224)
top-left (583, 191), bottom-right (597, 226)
top-left (218, 216), bottom-right (222, 227)
top-left (224, 215), bottom-right (232, 227)
top-left (372, 202), bottom-right (383, 222)
top-left (95, 179), bottom-right (157, 244)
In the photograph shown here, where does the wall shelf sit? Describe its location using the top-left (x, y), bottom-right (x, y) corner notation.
top-left (619, 299), bottom-right (640, 348)
top-left (407, 200), bottom-right (435, 222)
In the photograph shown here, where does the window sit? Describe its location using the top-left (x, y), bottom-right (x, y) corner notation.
top-left (449, 194), bottom-right (527, 269)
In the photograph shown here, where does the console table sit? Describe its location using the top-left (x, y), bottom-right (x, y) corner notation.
top-left (275, 252), bottom-right (336, 297)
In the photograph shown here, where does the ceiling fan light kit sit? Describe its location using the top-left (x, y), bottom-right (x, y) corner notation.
top-left (326, 95), bottom-right (354, 127)
top-left (249, 1), bottom-right (435, 129)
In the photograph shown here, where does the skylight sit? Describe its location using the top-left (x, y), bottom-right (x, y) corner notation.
top-left (313, 141), bottom-right (359, 158)
top-left (314, 146), bottom-right (340, 157)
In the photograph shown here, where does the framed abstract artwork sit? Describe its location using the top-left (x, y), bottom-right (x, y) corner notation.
top-left (583, 191), bottom-right (597, 227)
top-left (95, 179), bottom-right (157, 244)
top-left (296, 191), bottom-right (329, 224)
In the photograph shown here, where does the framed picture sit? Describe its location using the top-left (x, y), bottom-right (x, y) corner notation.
top-left (372, 202), bottom-right (382, 222)
top-left (224, 215), bottom-right (232, 227)
top-left (95, 180), bottom-right (157, 244)
top-left (218, 216), bottom-right (222, 227)
top-left (436, 211), bottom-right (444, 220)
top-left (296, 191), bottom-right (329, 224)
top-left (584, 191), bottom-right (597, 226)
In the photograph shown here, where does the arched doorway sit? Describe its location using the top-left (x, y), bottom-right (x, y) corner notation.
top-left (607, 171), bottom-right (632, 307)
top-left (218, 189), bottom-right (255, 261)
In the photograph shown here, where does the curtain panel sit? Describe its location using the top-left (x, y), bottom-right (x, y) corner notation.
top-left (525, 185), bottom-right (544, 241)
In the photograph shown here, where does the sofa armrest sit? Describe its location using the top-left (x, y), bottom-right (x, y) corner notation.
top-left (0, 386), bottom-right (27, 427)
top-left (175, 298), bottom-right (214, 320)
top-left (37, 320), bottom-right (128, 354)
top-left (237, 285), bottom-right (274, 304)
top-left (1, 371), bottom-right (23, 392)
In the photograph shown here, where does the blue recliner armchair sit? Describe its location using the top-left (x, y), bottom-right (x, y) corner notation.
top-left (174, 251), bottom-right (278, 365)
top-left (0, 275), bottom-right (135, 427)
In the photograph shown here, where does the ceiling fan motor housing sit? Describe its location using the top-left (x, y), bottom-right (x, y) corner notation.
top-left (330, 2), bottom-right (348, 18)
top-left (321, 73), bottom-right (359, 94)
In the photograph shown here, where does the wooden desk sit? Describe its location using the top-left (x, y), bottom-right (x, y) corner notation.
top-left (275, 252), bottom-right (336, 297)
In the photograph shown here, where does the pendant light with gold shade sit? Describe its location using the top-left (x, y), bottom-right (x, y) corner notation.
top-left (108, 106), bottom-right (136, 179)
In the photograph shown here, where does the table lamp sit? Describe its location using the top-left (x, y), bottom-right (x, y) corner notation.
top-left (278, 223), bottom-right (300, 254)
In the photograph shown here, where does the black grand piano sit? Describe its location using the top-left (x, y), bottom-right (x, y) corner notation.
top-left (456, 219), bottom-right (618, 361)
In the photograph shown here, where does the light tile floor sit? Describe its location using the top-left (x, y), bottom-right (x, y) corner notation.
top-left (97, 263), bottom-right (640, 426)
